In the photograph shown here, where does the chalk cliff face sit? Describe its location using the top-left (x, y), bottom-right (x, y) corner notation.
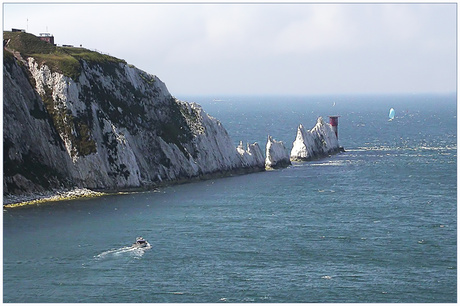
top-left (265, 136), bottom-right (291, 169)
top-left (3, 32), bottom-right (264, 195)
top-left (290, 117), bottom-right (340, 161)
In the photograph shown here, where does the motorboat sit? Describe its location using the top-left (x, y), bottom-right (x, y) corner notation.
top-left (132, 237), bottom-right (150, 248)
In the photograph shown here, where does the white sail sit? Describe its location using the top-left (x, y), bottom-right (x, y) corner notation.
top-left (389, 108), bottom-right (395, 120)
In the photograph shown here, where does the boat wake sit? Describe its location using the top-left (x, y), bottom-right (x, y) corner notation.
top-left (95, 244), bottom-right (152, 259)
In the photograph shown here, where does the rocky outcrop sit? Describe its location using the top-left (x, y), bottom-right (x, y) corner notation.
top-left (237, 141), bottom-right (265, 168)
top-left (265, 136), bottom-right (291, 169)
top-left (290, 117), bottom-right (341, 161)
top-left (3, 32), bottom-right (264, 196)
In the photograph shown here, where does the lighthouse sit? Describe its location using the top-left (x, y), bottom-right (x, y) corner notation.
top-left (328, 116), bottom-right (340, 139)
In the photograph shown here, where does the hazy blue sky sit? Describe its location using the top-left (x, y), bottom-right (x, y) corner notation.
top-left (3, 2), bottom-right (457, 96)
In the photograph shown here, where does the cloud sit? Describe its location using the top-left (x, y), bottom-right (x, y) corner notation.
top-left (272, 5), bottom-right (358, 55)
top-left (3, 3), bottom-right (456, 95)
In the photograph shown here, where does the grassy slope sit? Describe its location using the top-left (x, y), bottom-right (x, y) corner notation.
top-left (3, 31), bottom-right (126, 80)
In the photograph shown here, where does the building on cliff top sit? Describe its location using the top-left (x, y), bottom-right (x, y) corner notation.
top-left (39, 33), bottom-right (54, 45)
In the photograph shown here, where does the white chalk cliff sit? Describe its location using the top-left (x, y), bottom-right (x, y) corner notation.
top-left (265, 136), bottom-right (291, 169)
top-left (4, 32), bottom-right (345, 197)
top-left (3, 32), bottom-right (264, 195)
top-left (290, 117), bottom-right (340, 161)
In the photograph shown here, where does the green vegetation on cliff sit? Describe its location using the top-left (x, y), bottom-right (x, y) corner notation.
top-left (3, 31), bottom-right (126, 80)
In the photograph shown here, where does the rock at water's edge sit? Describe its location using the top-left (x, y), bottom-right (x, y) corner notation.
top-left (290, 117), bottom-right (341, 161)
top-left (265, 135), bottom-right (291, 169)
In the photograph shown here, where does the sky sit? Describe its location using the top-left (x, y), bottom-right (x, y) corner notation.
top-left (2, 2), bottom-right (457, 96)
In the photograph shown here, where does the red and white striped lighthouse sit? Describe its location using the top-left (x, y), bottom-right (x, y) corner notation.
top-left (328, 116), bottom-right (340, 139)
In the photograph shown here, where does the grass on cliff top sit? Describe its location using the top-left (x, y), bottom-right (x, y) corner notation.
top-left (4, 31), bottom-right (126, 80)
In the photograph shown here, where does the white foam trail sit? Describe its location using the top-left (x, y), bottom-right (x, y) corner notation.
top-left (310, 161), bottom-right (347, 166)
top-left (356, 145), bottom-right (456, 152)
top-left (95, 244), bottom-right (151, 259)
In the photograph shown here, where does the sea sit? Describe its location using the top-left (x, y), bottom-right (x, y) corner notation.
top-left (3, 94), bottom-right (457, 303)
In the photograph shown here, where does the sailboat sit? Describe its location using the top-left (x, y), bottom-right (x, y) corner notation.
top-left (388, 108), bottom-right (395, 121)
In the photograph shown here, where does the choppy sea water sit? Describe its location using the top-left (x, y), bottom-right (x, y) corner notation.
top-left (3, 94), bottom-right (456, 303)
